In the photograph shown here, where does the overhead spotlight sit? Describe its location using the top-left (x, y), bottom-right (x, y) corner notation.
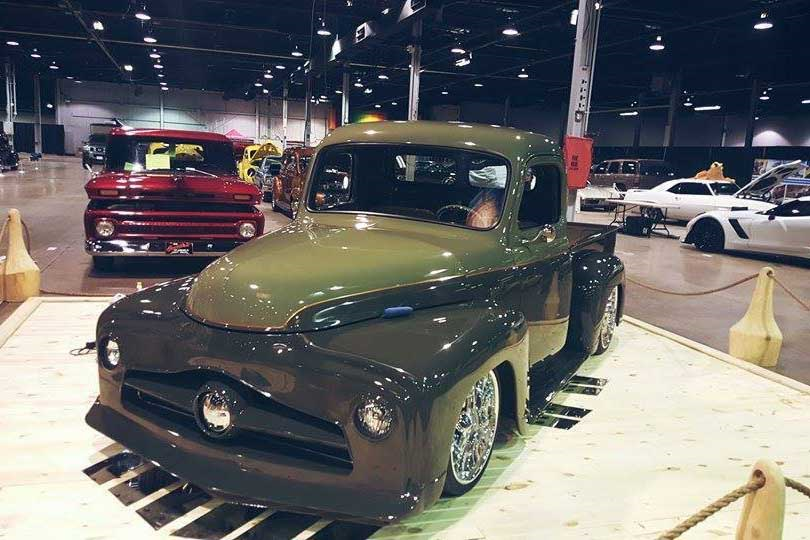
top-left (66, 76), bottom-right (74, 79)
top-left (364, 87), bottom-right (373, 94)
top-left (378, 73), bottom-right (389, 80)
top-left (649, 35), bottom-right (665, 51)
top-left (335, 89), bottom-right (342, 94)
top-left (802, 99), bottom-right (810, 104)
top-left (391, 101), bottom-right (398, 105)
top-left (754, 11), bottom-right (773, 30)
top-left (275, 64), bottom-right (286, 70)
top-left (502, 24), bottom-right (519, 36)
top-left (124, 64), bottom-right (133, 72)
top-left (683, 99), bottom-right (693, 107)
top-left (149, 52), bottom-right (161, 59)
top-left (159, 81), bottom-right (167, 86)
top-left (518, 68), bottom-right (528, 79)
top-left (153, 63), bottom-right (163, 69)
top-left (291, 45), bottom-right (303, 57)
top-left (143, 34), bottom-right (157, 44)
top-left (49, 62), bottom-right (59, 70)
top-left (353, 80), bottom-right (364, 88)
top-left (92, 20), bottom-right (104, 31)
top-left (262, 88), bottom-right (269, 94)
top-left (317, 20), bottom-right (332, 36)
top-left (157, 73), bottom-right (164, 78)
top-left (375, 104), bottom-right (381, 108)
top-left (160, 86), bottom-right (168, 91)
top-left (319, 94), bottom-right (328, 100)
top-left (441, 90), bottom-right (449, 95)
top-left (30, 48), bottom-right (41, 58)
top-left (6, 40), bottom-right (20, 46)
top-left (264, 72), bottom-right (273, 79)
top-left (474, 82), bottom-right (483, 87)
top-left (254, 82), bottom-right (263, 87)
top-left (454, 52), bottom-right (472, 67)
top-left (450, 45), bottom-right (466, 54)
top-left (694, 105), bottom-right (721, 111)
top-left (46, 103), bottom-right (53, 109)
top-left (135, 5), bottom-right (151, 21)
top-left (619, 111), bottom-right (638, 116)
top-left (570, 9), bottom-right (579, 26)
top-left (759, 93), bottom-right (770, 101)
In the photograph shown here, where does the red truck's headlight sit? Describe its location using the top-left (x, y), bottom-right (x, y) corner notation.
top-left (238, 222), bottom-right (256, 239)
top-left (95, 219), bottom-right (115, 238)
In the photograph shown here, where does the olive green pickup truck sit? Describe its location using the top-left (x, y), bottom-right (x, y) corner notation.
top-left (86, 121), bottom-right (625, 524)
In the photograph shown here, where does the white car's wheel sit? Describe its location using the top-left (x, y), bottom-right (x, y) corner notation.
top-left (444, 370), bottom-right (500, 496)
top-left (692, 219), bottom-right (725, 252)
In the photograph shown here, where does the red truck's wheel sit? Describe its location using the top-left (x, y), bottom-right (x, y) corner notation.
top-left (444, 370), bottom-right (500, 496)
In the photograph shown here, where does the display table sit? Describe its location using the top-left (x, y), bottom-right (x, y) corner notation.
top-left (606, 199), bottom-right (678, 238)
top-left (2, 298), bottom-right (809, 539)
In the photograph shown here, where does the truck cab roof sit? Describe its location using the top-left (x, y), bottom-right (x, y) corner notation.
top-left (108, 127), bottom-right (231, 142)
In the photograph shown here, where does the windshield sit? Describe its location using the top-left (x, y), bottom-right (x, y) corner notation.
top-left (307, 144), bottom-right (510, 230)
top-left (711, 182), bottom-right (739, 195)
top-left (106, 136), bottom-right (237, 174)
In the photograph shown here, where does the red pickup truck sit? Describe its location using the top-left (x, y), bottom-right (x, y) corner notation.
top-left (84, 128), bottom-right (265, 270)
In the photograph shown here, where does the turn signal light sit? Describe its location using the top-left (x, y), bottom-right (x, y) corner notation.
top-left (99, 189), bottom-right (119, 196)
top-left (233, 194), bottom-right (252, 201)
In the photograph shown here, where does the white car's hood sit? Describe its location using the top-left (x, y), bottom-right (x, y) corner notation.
top-left (735, 160), bottom-right (804, 197)
top-left (713, 195), bottom-right (774, 211)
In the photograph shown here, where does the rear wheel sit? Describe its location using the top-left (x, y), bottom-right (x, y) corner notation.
top-left (444, 370), bottom-right (500, 496)
top-left (593, 285), bottom-right (619, 355)
top-left (692, 219), bottom-right (725, 252)
top-left (641, 207), bottom-right (664, 222)
top-left (92, 256), bottom-right (114, 272)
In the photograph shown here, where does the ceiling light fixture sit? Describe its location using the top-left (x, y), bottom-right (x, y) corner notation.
top-left (159, 81), bottom-right (166, 86)
top-left (291, 45), bottom-right (303, 57)
top-left (450, 45), bottom-right (466, 54)
top-left (124, 64), bottom-right (133, 72)
top-left (378, 73), bottom-right (389, 80)
top-left (754, 11), bottom-right (773, 30)
top-left (474, 82), bottom-right (483, 87)
top-left (441, 90), bottom-right (449, 95)
top-left (143, 34), bottom-right (157, 44)
top-left (454, 52), bottom-right (472, 67)
top-left (262, 88), bottom-right (269, 94)
top-left (153, 63), bottom-right (163, 69)
top-left (160, 86), bottom-right (168, 91)
top-left (317, 20), bottom-right (332, 36)
top-left (30, 48), bottom-right (41, 58)
top-left (353, 80), bottom-right (364, 88)
top-left (649, 35), bottom-right (665, 51)
top-left (802, 99), bottom-right (810, 104)
top-left (275, 64), bottom-right (286, 70)
top-left (46, 103), bottom-right (53, 109)
top-left (49, 62), bottom-right (59, 70)
top-left (6, 40), bottom-right (20, 46)
top-left (694, 105), bottom-right (721, 111)
top-left (518, 68), bottom-right (528, 79)
top-left (375, 104), bottom-right (381, 108)
top-left (570, 9), bottom-right (579, 26)
top-left (254, 82), bottom-right (263, 87)
top-left (92, 20), bottom-right (104, 31)
top-left (683, 99), bottom-right (693, 107)
top-left (335, 89), bottom-right (342, 94)
top-left (264, 72), bottom-right (273, 79)
top-left (502, 24), bottom-right (519, 36)
top-left (149, 52), bottom-right (161, 59)
top-left (135, 5), bottom-right (151, 21)
top-left (759, 94), bottom-right (770, 101)
top-left (157, 73), bottom-right (164, 78)
top-left (619, 111), bottom-right (638, 116)
top-left (391, 101), bottom-right (398, 105)
top-left (364, 87), bottom-right (373, 94)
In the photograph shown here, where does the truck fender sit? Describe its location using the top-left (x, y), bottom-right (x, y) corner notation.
top-left (565, 251), bottom-right (625, 354)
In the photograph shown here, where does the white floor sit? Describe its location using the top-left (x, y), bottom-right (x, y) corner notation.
top-left (1, 299), bottom-right (809, 539)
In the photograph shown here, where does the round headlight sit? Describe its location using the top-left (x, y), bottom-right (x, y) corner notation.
top-left (238, 222), bottom-right (257, 239)
top-left (95, 219), bottom-right (115, 238)
top-left (100, 338), bottom-right (120, 369)
top-left (354, 396), bottom-right (395, 440)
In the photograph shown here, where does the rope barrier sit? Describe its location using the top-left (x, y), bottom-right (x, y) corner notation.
top-left (627, 270), bottom-right (810, 311)
top-left (657, 473), bottom-right (766, 540)
top-left (786, 476), bottom-right (810, 499)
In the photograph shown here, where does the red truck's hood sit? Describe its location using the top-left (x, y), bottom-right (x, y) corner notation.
top-left (85, 171), bottom-right (261, 204)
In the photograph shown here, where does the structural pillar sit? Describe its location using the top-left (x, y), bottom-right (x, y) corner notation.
top-left (255, 98), bottom-right (261, 140)
top-left (745, 79), bottom-right (759, 149)
top-left (341, 69), bottom-right (350, 126)
top-left (663, 71), bottom-right (681, 147)
top-left (282, 80), bottom-right (289, 148)
top-left (565, 0), bottom-right (602, 221)
top-left (4, 61), bottom-right (17, 135)
top-left (33, 72), bottom-right (42, 155)
top-left (407, 20), bottom-right (423, 121)
top-left (159, 90), bottom-right (165, 128)
top-left (502, 95), bottom-right (511, 126)
top-left (303, 76), bottom-right (312, 147)
top-left (632, 94), bottom-right (644, 151)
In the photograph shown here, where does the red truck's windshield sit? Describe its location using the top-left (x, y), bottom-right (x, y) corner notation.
top-left (106, 136), bottom-right (237, 175)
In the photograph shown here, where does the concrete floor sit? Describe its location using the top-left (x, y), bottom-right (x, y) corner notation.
top-left (1, 155), bottom-right (808, 383)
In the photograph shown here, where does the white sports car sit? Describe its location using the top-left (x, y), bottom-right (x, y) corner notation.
top-left (683, 197), bottom-right (810, 260)
top-left (622, 160), bottom-right (803, 222)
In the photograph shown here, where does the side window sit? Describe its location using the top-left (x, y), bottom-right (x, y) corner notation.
top-left (309, 151), bottom-right (353, 209)
top-left (679, 182), bottom-right (712, 195)
top-left (606, 161), bottom-right (620, 174)
top-left (772, 201), bottom-right (810, 217)
top-left (518, 164), bottom-right (562, 229)
top-left (592, 161), bottom-right (608, 174)
top-left (667, 183), bottom-right (683, 194)
top-left (621, 161), bottom-right (637, 174)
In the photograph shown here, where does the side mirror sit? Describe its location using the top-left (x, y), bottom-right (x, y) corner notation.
top-left (768, 214), bottom-right (776, 221)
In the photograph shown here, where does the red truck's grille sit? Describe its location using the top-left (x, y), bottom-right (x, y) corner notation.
top-left (115, 215), bottom-right (243, 239)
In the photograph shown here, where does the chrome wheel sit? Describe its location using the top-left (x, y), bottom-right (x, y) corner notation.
top-left (449, 370), bottom-right (499, 487)
top-left (596, 285), bottom-right (619, 354)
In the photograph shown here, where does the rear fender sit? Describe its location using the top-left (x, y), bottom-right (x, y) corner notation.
top-left (565, 251), bottom-right (625, 354)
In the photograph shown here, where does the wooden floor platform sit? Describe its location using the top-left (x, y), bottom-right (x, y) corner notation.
top-left (1, 298), bottom-right (809, 539)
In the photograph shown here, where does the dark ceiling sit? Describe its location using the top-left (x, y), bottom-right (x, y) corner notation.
top-left (1, 0), bottom-right (810, 119)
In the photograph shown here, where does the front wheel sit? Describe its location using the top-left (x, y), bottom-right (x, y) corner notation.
top-left (593, 285), bottom-right (619, 355)
top-left (444, 370), bottom-right (500, 496)
top-left (692, 219), bottom-right (725, 252)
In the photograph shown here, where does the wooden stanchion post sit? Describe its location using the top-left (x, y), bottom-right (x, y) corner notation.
top-left (0, 209), bottom-right (40, 302)
top-left (728, 267), bottom-right (782, 367)
top-left (736, 459), bottom-right (785, 540)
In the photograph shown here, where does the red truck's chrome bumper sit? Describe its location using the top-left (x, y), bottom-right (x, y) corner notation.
top-left (85, 238), bottom-right (246, 257)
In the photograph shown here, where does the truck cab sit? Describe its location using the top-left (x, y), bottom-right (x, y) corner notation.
top-left (84, 128), bottom-right (265, 270)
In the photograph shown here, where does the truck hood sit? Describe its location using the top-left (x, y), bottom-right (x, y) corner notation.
top-left (85, 171), bottom-right (260, 204)
top-left (184, 215), bottom-right (505, 332)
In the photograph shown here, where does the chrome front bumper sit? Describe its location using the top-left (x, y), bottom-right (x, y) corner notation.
top-left (85, 239), bottom-right (244, 257)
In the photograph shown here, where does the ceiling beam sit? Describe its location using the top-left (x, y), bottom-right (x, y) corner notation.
top-left (62, 0), bottom-right (128, 78)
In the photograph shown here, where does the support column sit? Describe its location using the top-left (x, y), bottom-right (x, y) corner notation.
top-left (745, 79), bottom-right (759, 149)
top-left (4, 61), bottom-right (16, 135)
top-left (159, 91), bottom-right (165, 128)
top-left (282, 80), bottom-right (289, 149)
top-left (33, 72), bottom-right (42, 155)
top-left (407, 20), bottom-right (423, 121)
top-left (255, 98), bottom-right (261, 140)
top-left (663, 71), bottom-right (681, 147)
top-left (502, 95), bottom-right (511, 126)
top-left (341, 69), bottom-right (350, 125)
top-left (632, 94), bottom-right (644, 151)
top-left (565, 0), bottom-right (602, 221)
top-left (303, 76), bottom-right (313, 147)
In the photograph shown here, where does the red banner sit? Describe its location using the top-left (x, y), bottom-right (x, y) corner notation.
top-left (563, 136), bottom-right (593, 189)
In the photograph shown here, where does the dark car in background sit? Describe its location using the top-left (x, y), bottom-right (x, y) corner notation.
top-left (590, 158), bottom-right (676, 191)
top-left (0, 132), bottom-right (19, 171)
top-left (82, 133), bottom-right (109, 169)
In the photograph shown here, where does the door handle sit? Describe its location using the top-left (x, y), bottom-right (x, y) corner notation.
top-left (539, 225), bottom-right (557, 243)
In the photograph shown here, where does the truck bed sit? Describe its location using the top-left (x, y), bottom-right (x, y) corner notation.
top-left (568, 221), bottom-right (618, 254)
